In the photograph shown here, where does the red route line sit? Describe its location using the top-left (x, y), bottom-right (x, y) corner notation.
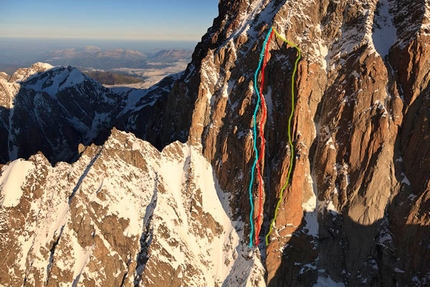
top-left (255, 29), bottom-right (274, 245)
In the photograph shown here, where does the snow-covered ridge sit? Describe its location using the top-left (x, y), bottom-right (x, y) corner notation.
top-left (0, 62), bottom-right (124, 164)
top-left (0, 129), bottom-right (265, 286)
top-left (11, 62), bottom-right (54, 83)
top-left (25, 65), bottom-right (89, 95)
top-left (0, 71), bottom-right (9, 80)
top-left (0, 62), bottom-right (55, 108)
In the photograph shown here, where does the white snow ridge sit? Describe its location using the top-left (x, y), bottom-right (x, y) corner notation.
top-left (0, 129), bottom-right (265, 286)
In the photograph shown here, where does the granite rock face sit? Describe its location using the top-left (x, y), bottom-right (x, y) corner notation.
top-left (175, 0), bottom-right (430, 285)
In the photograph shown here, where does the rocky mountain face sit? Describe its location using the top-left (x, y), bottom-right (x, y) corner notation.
top-left (1, 0), bottom-right (430, 286)
top-left (0, 62), bottom-right (186, 165)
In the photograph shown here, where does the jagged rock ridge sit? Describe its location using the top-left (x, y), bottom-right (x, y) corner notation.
top-left (0, 128), bottom-right (265, 286)
top-left (1, 0), bottom-right (430, 286)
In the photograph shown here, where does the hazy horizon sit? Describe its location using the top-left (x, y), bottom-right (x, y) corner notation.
top-left (0, 37), bottom-right (197, 73)
top-left (0, 0), bottom-right (219, 75)
top-left (0, 36), bottom-right (198, 52)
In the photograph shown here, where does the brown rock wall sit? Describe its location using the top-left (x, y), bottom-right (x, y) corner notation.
top-left (182, 0), bottom-right (430, 285)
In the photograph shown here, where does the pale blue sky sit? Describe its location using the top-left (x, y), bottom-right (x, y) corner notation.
top-left (0, 0), bottom-right (219, 41)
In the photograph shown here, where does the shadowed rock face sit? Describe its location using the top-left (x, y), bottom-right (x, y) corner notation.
top-left (0, 62), bottom-right (191, 165)
top-left (1, 0), bottom-right (430, 286)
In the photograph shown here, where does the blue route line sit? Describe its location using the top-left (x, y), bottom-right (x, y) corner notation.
top-left (249, 26), bottom-right (273, 248)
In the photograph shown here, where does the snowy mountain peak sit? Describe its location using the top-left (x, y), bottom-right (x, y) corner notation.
top-left (9, 62), bottom-right (54, 83)
top-left (24, 65), bottom-right (91, 95)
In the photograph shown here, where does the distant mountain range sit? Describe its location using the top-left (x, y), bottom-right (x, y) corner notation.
top-left (46, 47), bottom-right (192, 70)
top-left (150, 49), bottom-right (194, 62)
top-left (0, 46), bottom-right (193, 76)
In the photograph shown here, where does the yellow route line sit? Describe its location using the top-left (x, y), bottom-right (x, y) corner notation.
top-left (265, 27), bottom-right (301, 246)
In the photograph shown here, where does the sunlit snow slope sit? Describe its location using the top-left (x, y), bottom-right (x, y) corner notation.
top-left (0, 129), bottom-right (265, 286)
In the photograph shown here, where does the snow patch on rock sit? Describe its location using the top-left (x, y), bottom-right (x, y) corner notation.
top-left (0, 158), bottom-right (34, 207)
top-left (372, 0), bottom-right (397, 57)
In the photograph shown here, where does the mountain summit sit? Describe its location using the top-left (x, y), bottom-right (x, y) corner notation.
top-left (1, 0), bottom-right (430, 286)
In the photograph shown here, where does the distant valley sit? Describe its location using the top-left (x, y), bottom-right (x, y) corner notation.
top-left (0, 38), bottom-right (193, 88)
top-left (82, 70), bottom-right (143, 86)
top-left (46, 47), bottom-right (191, 88)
